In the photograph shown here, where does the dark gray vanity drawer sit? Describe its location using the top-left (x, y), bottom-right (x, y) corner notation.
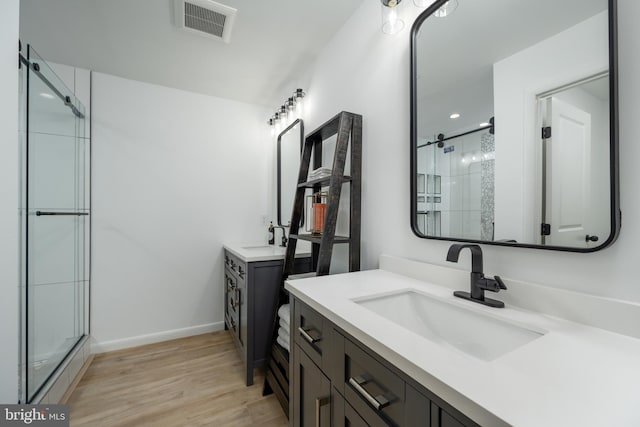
top-left (343, 339), bottom-right (405, 427)
top-left (406, 380), bottom-right (478, 427)
top-left (293, 299), bottom-right (326, 367)
top-left (225, 270), bottom-right (238, 315)
top-left (333, 387), bottom-right (369, 427)
top-left (224, 251), bottom-right (246, 280)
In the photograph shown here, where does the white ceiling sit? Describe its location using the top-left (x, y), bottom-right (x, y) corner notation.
top-left (415, 0), bottom-right (608, 138)
top-left (19, 0), bottom-right (364, 106)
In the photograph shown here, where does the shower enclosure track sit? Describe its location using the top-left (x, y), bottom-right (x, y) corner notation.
top-left (19, 55), bottom-right (85, 119)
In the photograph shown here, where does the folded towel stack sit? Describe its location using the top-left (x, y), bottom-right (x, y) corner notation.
top-left (308, 167), bottom-right (332, 180)
top-left (276, 303), bottom-right (291, 352)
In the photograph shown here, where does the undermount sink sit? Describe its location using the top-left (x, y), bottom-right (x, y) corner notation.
top-left (241, 245), bottom-right (281, 250)
top-left (354, 290), bottom-right (545, 361)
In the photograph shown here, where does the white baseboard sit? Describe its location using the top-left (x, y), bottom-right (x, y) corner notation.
top-left (91, 321), bottom-right (225, 354)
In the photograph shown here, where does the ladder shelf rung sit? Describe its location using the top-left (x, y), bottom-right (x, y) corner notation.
top-left (298, 175), bottom-right (352, 188)
top-left (289, 234), bottom-right (351, 244)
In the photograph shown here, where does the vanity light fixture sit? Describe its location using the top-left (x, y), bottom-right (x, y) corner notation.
top-left (286, 97), bottom-right (295, 111)
top-left (434, 0), bottom-right (458, 18)
top-left (268, 117), bottom-right (276, 136)
top-left (381, 0), bottom-right (405, 35)
top-left (274, 112), bottom-right (282, 133)
top-left (450, 113), bottom-right (461, 119)
top-left (267, 89), bottom-right (306, 133)
top-left (294, 88), bottom-right (305, 114)
top-left (479, 122), bottom-right (490, 127)
top-left (280, 105), bottom-right (288, 124)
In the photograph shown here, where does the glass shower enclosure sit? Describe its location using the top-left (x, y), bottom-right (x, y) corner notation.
top-left (19, 45), bottom-right (90, 403)
top-left (417, 127), bottom-right (495, 241)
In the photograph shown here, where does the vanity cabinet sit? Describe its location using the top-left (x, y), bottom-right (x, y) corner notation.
top-left (290, 297), bottom-right (478, 427)
top-left (293, 344), bottom-right (332, 427)
top-left (223, 249), bottom-right (311, 386)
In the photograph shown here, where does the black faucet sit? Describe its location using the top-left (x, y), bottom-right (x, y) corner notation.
top-left (268, 222), bottom-right (287, 247)
top-left (446, 244), bottom-right (507, 308)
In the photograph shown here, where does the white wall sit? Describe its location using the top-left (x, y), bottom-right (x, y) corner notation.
top-left (91, 73), bottom-right (271, 351)
top-left (300, 0), bottom-right (640, 303)
top-left (0, 0), bottom-right (20, 404)
top-left (493, 12), bottom-right (608, 243)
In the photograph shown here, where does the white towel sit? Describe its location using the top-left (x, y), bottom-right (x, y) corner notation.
top-left (278, 326), bottom-right (289, 341)
top-left (276, 335), bottom-right (290, 352)
top-left (308, 167), bottom-right (331, 178)
top-left (277, 303), bottom-right (290, 322)
top-left (277, 326), bottom-right (290, 352)
top-left (279, 318), bottom-right (290, 335)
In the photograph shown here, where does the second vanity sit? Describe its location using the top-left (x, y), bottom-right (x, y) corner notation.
top-left (286, 255), bottom-right (640, 427)
top-left (223, 243), bottom-right (311, 385)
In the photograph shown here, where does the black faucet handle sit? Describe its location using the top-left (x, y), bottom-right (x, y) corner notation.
top-left (477, 276), bottom-right (507, 293)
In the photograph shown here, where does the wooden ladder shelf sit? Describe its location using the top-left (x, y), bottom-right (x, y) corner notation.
top-left (263, 111), bottom-right (363, 415)
top-left (286, 110), bottom-right (362, 276)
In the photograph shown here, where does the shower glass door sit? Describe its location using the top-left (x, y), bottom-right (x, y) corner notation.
top-left (23, 46), bottom-right (89, 402)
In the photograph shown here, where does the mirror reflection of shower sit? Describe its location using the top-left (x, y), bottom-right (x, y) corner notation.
top-left (417, 117), bottom-right (495, 240)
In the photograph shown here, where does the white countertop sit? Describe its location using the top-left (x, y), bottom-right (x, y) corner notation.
top-left (285, 269), bottom-right (640, 427)
top-left (224, 242), bottom-right (311, 263)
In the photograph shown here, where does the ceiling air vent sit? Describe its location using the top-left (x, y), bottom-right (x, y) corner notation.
top-left (175, 0), bottom-right (237, 43)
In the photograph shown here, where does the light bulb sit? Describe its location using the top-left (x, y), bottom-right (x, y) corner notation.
top-left (389, 8), bottom-right (398, 26)
top-left (381, 2), bottom-right (405, 35)
top-left (434, 0), bottom-right (458, 18)
top-left (296, 99), bottom-right (304, 117)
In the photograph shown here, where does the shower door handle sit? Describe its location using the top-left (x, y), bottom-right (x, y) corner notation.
top-left (36, 211), bottom-right (89, 216)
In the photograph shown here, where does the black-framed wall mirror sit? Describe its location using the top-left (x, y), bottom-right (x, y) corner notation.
top-left (410, 0), bottom-right (620, 252)
top-left (277, 119), bottom-right (304, 226)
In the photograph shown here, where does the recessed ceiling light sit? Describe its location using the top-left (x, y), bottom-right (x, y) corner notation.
top-left (434, 0), bottom-right (459, 18)
top-left (480, 122), bottom-right (490, 127)
top-left (450, 113), bottom-right (461, 119)
top-left (40, 92), bottom-right (55, 99)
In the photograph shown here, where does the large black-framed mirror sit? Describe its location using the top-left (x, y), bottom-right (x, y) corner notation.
top-left (277, 119), bottom-right (304, 226)
top-left (410, 0), bottom-right (620, 252)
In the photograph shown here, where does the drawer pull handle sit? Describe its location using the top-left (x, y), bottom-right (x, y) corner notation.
top-left (315, 396), bottom-right (330, 427)
top-left (349, 376), bottom-right (390, 411)
top-left (298, 327), bottom-right (321, 344)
